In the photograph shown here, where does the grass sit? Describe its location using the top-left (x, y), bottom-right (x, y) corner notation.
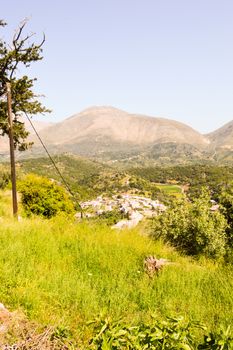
top-left (155, 183), bottom-right (182, 196)
top-left (0, 191), bottom-right (232, 346)
top-left (0, 190), bottom-right (13, 218)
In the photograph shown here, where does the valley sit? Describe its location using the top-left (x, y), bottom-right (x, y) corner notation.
top-left (0, 153), bottom-right (233, 347)
top-left (1, 110), bottom-right (233, 348)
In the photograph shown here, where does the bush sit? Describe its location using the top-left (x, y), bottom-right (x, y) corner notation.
top-left (97, 209), bottom-right (127, 226)
top-left (151, 189), bottom-right (227, 259)
top-left (19, 174), bottom-right (75, 218)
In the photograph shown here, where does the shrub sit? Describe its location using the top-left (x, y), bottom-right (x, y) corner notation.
top-left (19, 174), bottom-right (75, 218)
top-left (151, 189), bottom-right (227, 259)
top-left (98, 209), bottom-right (126, 226)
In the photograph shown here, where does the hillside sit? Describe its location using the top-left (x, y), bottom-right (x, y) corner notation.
top-left (17, 154), bottom-right (172, 201)
top-left (0, 191), bottom-right (232, 347)
top-left (206, 120), bottom-right (233, 149)
top-left (30, 106), bottom-right (208, 147)
top-left (7, 106), bottom-right (212, 163)
top-left (2, 106), bottom-right (233, 164)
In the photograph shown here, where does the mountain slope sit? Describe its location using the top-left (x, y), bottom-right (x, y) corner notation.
top-left (31, 106), bottom-right (209, 147)
top-left (206, 120), bottom-right (233, 150)
top-left (3, 106), bottom-right (233, 164)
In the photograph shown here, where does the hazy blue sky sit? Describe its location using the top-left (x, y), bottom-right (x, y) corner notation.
top-left (2, 0), bottom-right (233, 132)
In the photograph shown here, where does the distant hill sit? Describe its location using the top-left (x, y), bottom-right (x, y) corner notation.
top-left (206, 120), bottom-right (233, 150)
top-left (24, 106), bottom-right (211, 163)
top-left (30, 106), bottom-right (208, 147)
top-left (1, 106), bottom-right (233, 165)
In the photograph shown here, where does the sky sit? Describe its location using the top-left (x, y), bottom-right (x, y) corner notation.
top-left (2, 0), bottom-right (233, 133)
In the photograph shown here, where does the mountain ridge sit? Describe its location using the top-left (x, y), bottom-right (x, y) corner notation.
top-left (0, 106), bottom-right (233, 164)
top-left (29, 106), bottom-right (209, 147)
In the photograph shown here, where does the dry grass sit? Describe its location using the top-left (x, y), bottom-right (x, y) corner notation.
top-left (0, 306), bottom-right (76, 350)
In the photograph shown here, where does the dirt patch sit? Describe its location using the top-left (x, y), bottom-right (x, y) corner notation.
top-left (0, 303), bottom-right (77, 349)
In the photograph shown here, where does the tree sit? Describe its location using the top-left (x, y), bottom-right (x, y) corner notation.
top-left (19, 174), bottom-right (75, 218)
top-left (151, 189), bottom-right (227, 259)
top-left (218, 181), bottom-right (233, 247)
top-left (0, 19), bottom-right (50, 150)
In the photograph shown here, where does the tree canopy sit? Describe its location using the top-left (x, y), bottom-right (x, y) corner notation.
top-left (0, 19), bottom-right (50, 150)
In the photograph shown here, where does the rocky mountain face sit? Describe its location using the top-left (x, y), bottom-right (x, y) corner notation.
top-left (1, 106), bottom-right (233, 164)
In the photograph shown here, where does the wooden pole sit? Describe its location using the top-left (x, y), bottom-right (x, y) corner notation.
top-left (6, 82), bottom-right (18, 219)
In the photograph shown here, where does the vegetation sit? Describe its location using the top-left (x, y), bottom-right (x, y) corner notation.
top-left (18, 154), bottom-right (106, 199)
top-left (219, 183), bottom-right (233, 261)
top-left (19, 174), bottom-right (75, 218)
top-left (1, 158), bottom-right (233, 347)
top-left (0, 191), bottom-right (232, 348)
top-left (151, 189), bottom-right (228, 259)
top-left (129, 164), bottom-right (233, 196)
top-left (89, 316), bottom-right (233, 349)
top-left (0, 19), bottom-right (50, 150)
top-left (96, 209), bottom-right (127, 226)
top-left (15, 155), bottom-right (169, 201)
top-left (0, 163), bottom-right (10, 189)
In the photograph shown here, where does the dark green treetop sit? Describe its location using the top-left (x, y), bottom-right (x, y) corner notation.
top-left (0, 19), bottom-right (50, 150)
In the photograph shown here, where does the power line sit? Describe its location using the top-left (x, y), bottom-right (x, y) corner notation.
top-left (23, 112), bottom-right (82, 212)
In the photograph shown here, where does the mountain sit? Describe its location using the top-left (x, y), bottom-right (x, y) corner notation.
top-left (25, 106), bottom-right (210, 162)
top-left (31, 106), bottom-right (208, 146)
top-left (206, 121), bottom-right (233, 150)
top-left (2, 106), bottom-right (233, 165)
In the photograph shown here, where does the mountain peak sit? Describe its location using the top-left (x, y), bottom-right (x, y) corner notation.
top-left (29, 106), bottom-right (208, 149)
top-left (81, 105), bottom-right (126, 112)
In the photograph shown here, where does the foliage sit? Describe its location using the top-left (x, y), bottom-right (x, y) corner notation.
top-left (97, 209), bottom-right (127, 226)
top-left (152, 189), bottom-right (228, 259)
top-left (89, 316), bottom-right (233, 350)
top-left (0, 164), bottom-right (10, 189)
top-left (0, 204), bottom-right (232, 343)
top-left (19, 174), bottom-right (74, 218)
top-left (218, 182), bottom-right (233, 249)
top-left (198, 326), bottom-right (233, 349)
top-left (0, 19), bottom-right (50, 150)
top-left (129, 164), bottom-right (233, 199)
top-left (18, 155), bottom-right (168, 201)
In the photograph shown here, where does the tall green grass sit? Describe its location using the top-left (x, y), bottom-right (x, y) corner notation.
top-left (0, 190), bottom-right (232, 344)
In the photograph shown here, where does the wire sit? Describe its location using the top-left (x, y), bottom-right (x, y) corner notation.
top-left (23, 112), bottom-right (82, 212)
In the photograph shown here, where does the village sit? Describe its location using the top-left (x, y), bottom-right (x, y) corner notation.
top-left (79, 193), bottom-right (166, 228)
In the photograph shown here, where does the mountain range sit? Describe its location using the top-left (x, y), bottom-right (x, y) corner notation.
top-left (1, 106), bottom-right (233, 165)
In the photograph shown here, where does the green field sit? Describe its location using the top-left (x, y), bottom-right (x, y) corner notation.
top-left (154, 183), bottom-right (182, 196)
top-left (0, 191), bottom-right (232, 347)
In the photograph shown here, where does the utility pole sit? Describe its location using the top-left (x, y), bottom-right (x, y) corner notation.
top-left (6, 82), bottom-right (18, 220)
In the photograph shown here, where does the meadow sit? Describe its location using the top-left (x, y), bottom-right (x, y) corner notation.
top-left (0, 190), bottom-right (232, 347)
